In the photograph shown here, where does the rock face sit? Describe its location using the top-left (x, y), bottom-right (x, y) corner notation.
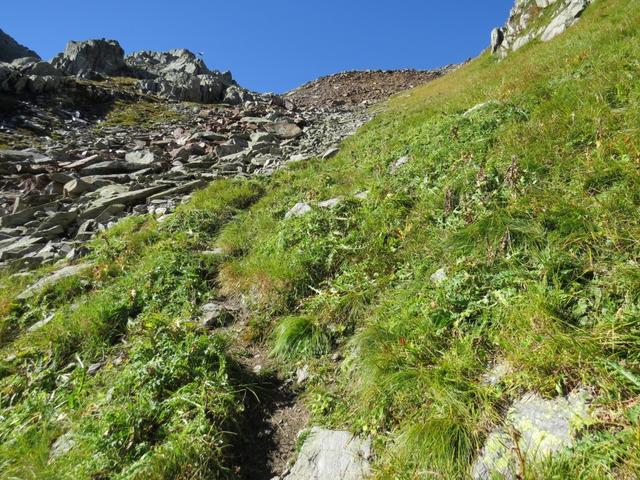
top-left (0, 28), bottom-right (40, 62)
top-left (491, 0), bottom-right (591, 58)
top-left (126, 49), bottom-right (237, 103)
top-left (0, 57), bottom-right (64, 94)
top-left (52, 39), bottom-right (126, 79)
top-left (125, 48), bottom-right (211, 78)
top-left (472, 390), bottom-right (591, 479)
top-left (283, 427), bottom-right (372, 480)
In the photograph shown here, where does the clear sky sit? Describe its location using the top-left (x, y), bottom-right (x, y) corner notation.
top-left (4, 0), bottom-right (513, 93)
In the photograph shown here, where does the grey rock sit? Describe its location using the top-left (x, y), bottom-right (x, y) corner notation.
top-left (0, 202), bottom-right (57, 228)
top-left (430, 267), bottom-right (448, 285)
top-left (285, 202), bottom-right (312, 219)
top-left (472, 390), bottom-right (591, 480)
top-left (125, 48), bottom-right (210, 78)
top-left (27, 312), bottom-right (55, 332)
top-left (492, 0), bottom-right (591, 57)
top-left (284, 427), bottom-right (372, 480)
top-left (480, 359), bottom-right (513, 386)
top-left (125, 149), bottom-right (162, 165)
top-left (146, 179), bottom-right (207, 201)
top-left (63, 178), bottom-right (97, 197)
top-left (52, 39), bottom-right (125, 78)
top-left (318, 197), bottom-right (343, 209)
top-left (199, 302), bottom-right (234, 328)
top-left (49, 433), bottom-right (75, 462)
top-left (390, 155), bottom-right (410, 173)
top-left (0, 28), bottom-right (40, 62)
top-left (296, 365), bottom-right (310, 384)
top-left (0, 236), bottom-right (44, 262)
top-left (265, 122), bottom-right (303, 139)
top-left (80, 185), bottom-right (168, 220)
top-left (17, 263), bottom-right (91, 300)
top-left (322, 147), bottom-right (340, 160)
top-left (491, 28), bottom-right (504, 53)
top-left (540, 0), bottom-right (590, 42)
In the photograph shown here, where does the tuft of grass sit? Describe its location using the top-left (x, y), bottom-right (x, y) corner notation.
top-left (271, 315), bottom-right (332, 360)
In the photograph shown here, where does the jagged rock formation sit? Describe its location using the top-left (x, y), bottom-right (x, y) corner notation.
top-left (0, 57), bottom-right (64, 95)
top-left (491, 0), bottom-right (592, 58)
top-left (0, 28), bottom-right (40, 62)
top-left (51, 39), bottom-right (126, 79)
top-left (49, 39), bottom-right (251, 104)
top-left (126, 49), bottom-right (237, 103)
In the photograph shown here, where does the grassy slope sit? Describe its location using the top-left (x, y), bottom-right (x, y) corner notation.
top-left (1, 0), bottom-right (640, 478)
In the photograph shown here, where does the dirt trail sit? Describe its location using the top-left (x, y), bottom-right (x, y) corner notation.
top-left (216, 306), bottom-right (308, 479)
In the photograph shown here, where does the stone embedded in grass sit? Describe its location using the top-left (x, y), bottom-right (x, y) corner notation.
top-left (27, 312), bottom-right (55, 333)
top-left (463, 100), bottom-right (500, 117)
top-left (199, 302), bottom-right (234, 329)
top-left (283, 427), bottom-right (372, 480)
top-left (471, 390), bottom-right (592, 480)
top-left (480, 359), bottom-right (514, 386)
top-left (390, 155), bottom-right (410, 173)
top-left (49, 432), bottom-right (75, 463)
top-left (318, 196), bottom-right (344, 209)
top-left (296, 365), bottom-right (310, 384)
top-left (17, 263), bottom-right (92, 300)
top-left (322, 147), bottom-right (340, 160)
top-left (285, 202), bottom-right (312, 219)
top-left (430, 267), bottom-right (448, 285)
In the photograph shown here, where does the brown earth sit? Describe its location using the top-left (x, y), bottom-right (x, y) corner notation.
top-left (285, 66), bottom-right (458, 109)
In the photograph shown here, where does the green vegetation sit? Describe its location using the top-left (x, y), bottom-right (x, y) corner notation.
top-left (101, 99), bottom-right (185, 127)
top-left (2, 0), bottom-right (640, 478)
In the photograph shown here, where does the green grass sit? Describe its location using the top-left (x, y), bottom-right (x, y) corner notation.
top-left (2, 0), bottom-right (640, 478)
top-left (100, 99), bottom-right (185, 127)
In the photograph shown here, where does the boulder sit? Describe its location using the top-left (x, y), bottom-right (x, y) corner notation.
top-left (0, 28), bottom-right (40, 62)
top-left (125, 149), bottom-right (162, 165)
top-left (265, 122), bottom-right (303, 139)
top-left (284, 427), bottom-right (372, 480)
top-left (285, 202), bottom-right (312, 219)
top-left (472, 390), bottom-right (591, 480)
top-left (51, 39), bottom-right (125, 78)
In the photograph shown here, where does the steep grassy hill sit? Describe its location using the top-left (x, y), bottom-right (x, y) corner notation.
top-left (1, 0), bottom-right (639, 478)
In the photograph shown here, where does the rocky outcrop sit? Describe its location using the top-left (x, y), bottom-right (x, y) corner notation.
top-left (126, 49), bottom-right (237, 103)
top-left (491, 0), bottom-right (592, 58)
top-left (51, 39), bottom-right (126, 79)
top-left (125, 48), bottom-right (212, 78)
top-left (0, 28), bottom-right (40, 62)
top-left (0, 57), bottom-right (64, 95)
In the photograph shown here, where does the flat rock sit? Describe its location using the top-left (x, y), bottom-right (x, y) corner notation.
top-left (283, 427), bottom-right (372, 480)
top-left (17, 263), bottom-right (91, 300)
top-left (472, 390), bottom-right (591, 480)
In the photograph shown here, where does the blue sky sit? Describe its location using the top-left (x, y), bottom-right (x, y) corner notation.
top-left (5, 1), bottom-right (513, 93)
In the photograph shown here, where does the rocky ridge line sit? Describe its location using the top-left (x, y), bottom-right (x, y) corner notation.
top-left (491, 0), bottom-right (592, 58)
